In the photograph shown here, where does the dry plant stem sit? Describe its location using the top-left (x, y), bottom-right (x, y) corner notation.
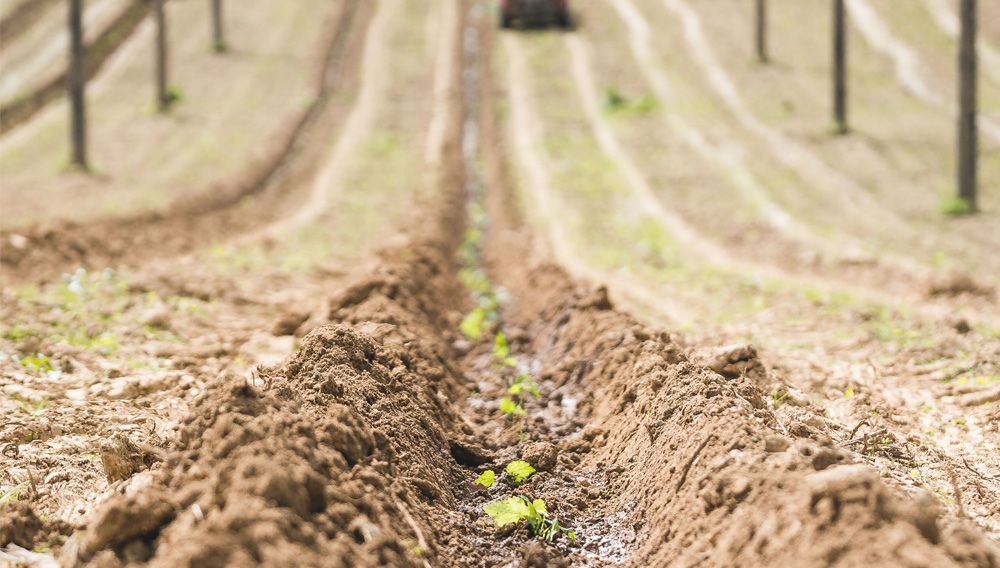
top-left (675, 434), bottom-right (714, 494)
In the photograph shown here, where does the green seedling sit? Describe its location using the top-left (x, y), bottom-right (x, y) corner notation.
top-left (500, 397), bottom-right (525, 419)
top-left (508, 374), bottom-right (539, 397)
top-left (493, 333), bottom-right (517, 367)
top-left (939, 196), bottom-right (975, 217)
top-left (0, 482), bottom-right (28, 504)
top-left (770, 387), bottom-right (788, 409)
top-left (483, 496), bottom-right (575, 545)
top-left (476, 460), bottom-right (536, 490)
top-left (461, 308), bottom-right (490, 340)
top-left (475, 470), bottom-right (496, 488)
top-left (844, 385), bottom-right (855, 399)
top-left (11, 394), bottom-right (48, 417)
top-left (13, 353), bottom-right (60, 377)
top-left (506, 460), bottom-right (535, 485)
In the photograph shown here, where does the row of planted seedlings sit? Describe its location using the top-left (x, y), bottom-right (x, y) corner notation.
top-left (455, 200), bottom-right (577, 547)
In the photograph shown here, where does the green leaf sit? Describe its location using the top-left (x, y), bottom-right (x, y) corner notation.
top-left (460, 308), bottom-right (487, 340)
top-left (508, 374), bottom-right (539, 397)
top-left (531, 498), bottom-right (546, 514)
top-left (493, 332), bottom-right (510, 360)
top-left (505, 460), bottom-right (535, 484)
top-left (475, 470), bottom-right (496, 488)
top-left (483, 496), bottom-right (531, 527)
top-left (499, 397), bottom-right (524, 417)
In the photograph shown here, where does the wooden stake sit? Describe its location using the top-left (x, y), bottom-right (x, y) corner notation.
top-left (68, 0), bottom-right (87, 168)
top-left (211, 0), bottom-right (225, 52)
top-left (756, 0), bottom-right (767, 63)
top-left (154, 0), bottom-right (168, 112)
top-left (832, 0), bottom-right (848, 134)
top-left (958, 0), bottom-right (978, 211)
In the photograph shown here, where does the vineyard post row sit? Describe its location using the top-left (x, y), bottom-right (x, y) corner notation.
top-left (66, 0), bottom-right (226, 168)
top-left (753, 0), bottom-right (979, 212)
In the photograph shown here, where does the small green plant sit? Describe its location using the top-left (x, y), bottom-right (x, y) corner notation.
top-left (844, 385), bottom-right (855, 399)
top-left (475, 470), bottom-right (496, 488)
top-left (460, 307), bottom-right (491, 340)
top-left (499, 397), bottom-right (525, 419)
top-left (770, 387), bottom-right (788, 409)
top-left (483, 496), bottom-right (575, 544)
top-left (505, 460), bottom-right (535, 485)
top-left (0, 482), bottom-right (28, 504)
top-left (939, 196), bottom-right (975, 217)
top-left (13, 353), bottom-right (59, 377)
top-left (601, 87), bottom-right (658, 116)
top-left (508, 374), bottom-right (539, 397)
top-left (602, 86), bottom-right (627, 111)
top-left (11, 394), bottom-right (48, 417)
top-left (165, 84), bottom-right (183, 106)
top-left (475, 460), bottom-right (536, 490)
top-left (493, 332), bottom-right (517, 368)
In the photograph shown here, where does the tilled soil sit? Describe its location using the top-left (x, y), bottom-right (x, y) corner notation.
top-left (2, 1), bottom-right (1000, 567)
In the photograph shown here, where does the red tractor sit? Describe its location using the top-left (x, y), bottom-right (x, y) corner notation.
top-left (500, 0), bottom-right (571, 29)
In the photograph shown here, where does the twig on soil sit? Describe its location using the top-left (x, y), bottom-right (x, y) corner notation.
top-left (962, 457), bottom-right (999, 482)
top-left (26, 467), bottom-right (37, 500)
top-left (949, 468), bottom-right (967, 519)
top-left (848, 419), bottom-right (870, 441)
top-left (394, 498), bottom-right (430, 566)
top-left (842, 428), bottom-right (887, 448)
top-left (675, 434), bottom-right (713, 494)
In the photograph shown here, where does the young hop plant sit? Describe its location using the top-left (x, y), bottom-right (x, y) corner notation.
top-left (483, 497), bottom-right (575, 545)
top-left (475, 460), bottom-right (535, 488)
top-left (476, 461), bottom-right (575, 545)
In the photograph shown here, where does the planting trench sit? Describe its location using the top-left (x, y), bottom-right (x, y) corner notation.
top-left (3, 2), bottom-right (1000, 567)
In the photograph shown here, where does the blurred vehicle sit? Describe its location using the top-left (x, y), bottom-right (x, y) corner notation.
top-left (500, 0), bottom-right (571, 29)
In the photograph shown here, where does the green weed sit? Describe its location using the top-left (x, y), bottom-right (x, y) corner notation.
top-left (482, 496), bottom-right (575, 544)
top-left (770, 387), bottom-right (788, 409)
top-left (13, 353), bottom-right (59, 376)
top-left (939, 196), bottom-right (975, 217)
top-left (500, 397), bottom-right (525, 419)
top-left (508, 374), bottom-right (539, 398)
top-left (0, 482), bottom-right (29, 504)
top-left (493, 332), bottom-right (517, 368)
top-left (10, 394), bottom-right (48, 417)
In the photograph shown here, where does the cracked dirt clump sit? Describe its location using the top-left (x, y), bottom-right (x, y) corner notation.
top-left (99, 432), bottom-right (157, 483)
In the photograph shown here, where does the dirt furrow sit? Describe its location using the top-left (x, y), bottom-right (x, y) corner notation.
top-left (0, 0), bottom-right (367, 287)
top-left (562, 34), bottom-right (730, 268)
top-left (0, 0), bottom-right (145, 132)
top-left (258, 0), bottom-right (397, 238)
top-left (502, 32), bottom-right (695, 324)
top-left (479, 17), bottom-right (999, 566)
top-left (0, 0), bottom-right (59, 45)
top-left (644, 0), bottom-right (939, 279)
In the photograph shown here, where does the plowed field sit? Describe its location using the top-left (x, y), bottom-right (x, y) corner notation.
top-left (1, 1), bottom-right (999, 567)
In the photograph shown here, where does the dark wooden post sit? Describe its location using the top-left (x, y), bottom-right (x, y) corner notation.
top-left (756, 0), bottom-right (767, 63)
top-left (833, 0), bottom-right (848, 133)
top-left (958, 0), bottom-right (977, 211)
top-left (68, 0), bottom-right (87, 168)
top-left (211, 0), bottom-right (225, 52)
top-left (153, 0), bottom-right (168, 112)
